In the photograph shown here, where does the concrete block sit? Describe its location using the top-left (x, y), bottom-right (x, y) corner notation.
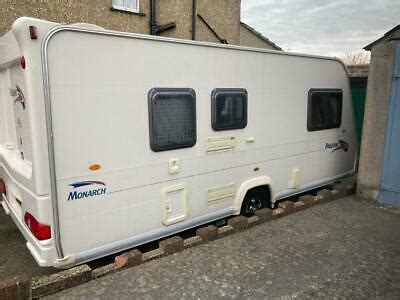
top-left (332, 183), bottom-right (346, 193)
top-left (159, 236), bottom-right (184, 255)
top-left (92, 263), bottom-right (119, 279)
top-left (247, 215), bottom-right (260, 227)
top-left (278, 201), bottom-right (295, 213)
top-left (115, 253), bottom-right (130, 268)
top-left (293, 200), bottom-right (306, 212)
top-left (115, 249), bottom-right (142, 268)
top-left (183, 236), bottom-right (203, 248)
top-left (333, 182), bottom-right (356, 197)
top-left (196, 225), bottom-right (218, 241)
top-left (272, 208), bottom-right (284, 219)
top-left (314, 195), bottom-right (323, 203)
top-left (217, 225), bottom-right (234, 238)
top-left (126, 249), bottom-right (142, 266)
top-left (344, 183), bottom-right (357, 195)
top-left (316, 189), bottom-right (333, 203)
top-left (299, 195), bottom-right (315, 207)
top-left (0, 281), bottom-right (6, 300)
top-left (227, 216), bottom-right (248, 231)
top-left (330, 189), bottom-right (341, 200)
top-left (142, 248), bottom-right (164, 262)
top-left (255, 208), bottom-right (273, 222)
top-left (32, 265), bottom-right (92, 298)
top-left (16, 274), bottom-right (30, 300)
top-left (4, 277), bottom-right (17, 299)
top-left (0, 274), bottom-right (30, 300)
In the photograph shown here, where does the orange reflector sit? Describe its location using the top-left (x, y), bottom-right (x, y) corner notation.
top-left (89, 164), bottom-right (101, 171)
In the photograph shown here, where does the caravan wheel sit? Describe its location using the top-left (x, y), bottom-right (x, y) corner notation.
top-left (240, 190), bottom-right (267, 217)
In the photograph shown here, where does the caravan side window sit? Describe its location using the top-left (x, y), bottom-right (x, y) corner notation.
top-left (307, 89), bottom-right (343, 131)
top-left (211, 88), bottom-right (248, 131)
top-left (148, 88), bottom-right (196, 152)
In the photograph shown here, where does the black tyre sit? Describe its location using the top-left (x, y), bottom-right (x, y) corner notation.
top-left (240, 188), bottom-right (270, 217)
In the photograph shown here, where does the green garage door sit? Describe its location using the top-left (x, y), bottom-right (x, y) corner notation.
top-left (350, 77), bottom-right (367, 147)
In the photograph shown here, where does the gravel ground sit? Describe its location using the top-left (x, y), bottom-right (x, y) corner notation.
top-left (0, 207), bottom-right (55, 281)
top-left (47, 196), bottom-right (400, 299)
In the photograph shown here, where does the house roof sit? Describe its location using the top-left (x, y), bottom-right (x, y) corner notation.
top-left (240, 22), bottom-right (282, 50)
top-left (364, 25), bottom-right (400, 51)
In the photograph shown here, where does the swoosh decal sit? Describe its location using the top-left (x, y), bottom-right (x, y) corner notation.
top-left (69, 181), bottom-right (106, 189)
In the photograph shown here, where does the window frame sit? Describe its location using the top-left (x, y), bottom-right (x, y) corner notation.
top-left (211, 88), bottom-right (248, 131)
top-left (307, 88), bottom-right (343, 132)
top-left (112, 0), bottom-right (140, 13)
top-left (148, 88), bottom-right (197, 152)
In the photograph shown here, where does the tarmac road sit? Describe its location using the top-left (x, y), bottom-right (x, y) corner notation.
top-left (0, 206), bottom-right (55, 281)
top-left (47, 196), bottom-right (400, 299)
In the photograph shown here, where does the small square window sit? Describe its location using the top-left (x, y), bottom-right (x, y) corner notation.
top-left (148, 88), bottom-right (196, 152)
top-left (307, 89), bottom-right (343, 131)
top-left (112, 0), bottom-right (139, 13)
top-left (211, 88), bottom-right (248, 131)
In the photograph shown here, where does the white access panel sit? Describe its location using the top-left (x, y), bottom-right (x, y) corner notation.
top-left (161, 184), bottom-right (188, 225)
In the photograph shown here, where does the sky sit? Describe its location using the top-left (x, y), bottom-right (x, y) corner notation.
top-left (241, 0), bottom-right (399, 57)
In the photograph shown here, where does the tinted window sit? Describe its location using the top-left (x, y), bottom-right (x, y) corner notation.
top-left (212, 89), bottom-right (247, 130)
top-left (307, 89), bottom-right (343, 131)
top-left (148, 88), bottom-right (196, 151)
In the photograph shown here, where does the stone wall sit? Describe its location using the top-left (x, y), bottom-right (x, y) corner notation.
top-left (357, 34), bottom-right (398, 200)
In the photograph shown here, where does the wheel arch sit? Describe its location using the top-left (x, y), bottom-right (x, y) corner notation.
top-left (233, 176), bottom-right (275, 214)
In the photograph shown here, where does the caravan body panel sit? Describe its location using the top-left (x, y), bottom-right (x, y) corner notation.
top-left (0, 17), bottom-right (356, 267)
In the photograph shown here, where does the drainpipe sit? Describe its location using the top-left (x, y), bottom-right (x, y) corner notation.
top-left (150, 0), bottom-right (176, 35)
top-left (150, 0), bottom-right (157, 35)
top-left (197, 13), bottom-right (228, 44)
top-left (192, 0), bottom-right (197, 40)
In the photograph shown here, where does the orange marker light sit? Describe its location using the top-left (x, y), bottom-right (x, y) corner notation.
top-left (89, 164), bottom-right (101, 171)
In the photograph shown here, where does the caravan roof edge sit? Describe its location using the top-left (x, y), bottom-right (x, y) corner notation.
top-left (40, 22), bottom-right (348, 72)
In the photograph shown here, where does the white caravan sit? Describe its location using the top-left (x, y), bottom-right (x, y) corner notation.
top-left (0, 17), bottom-right (356, 267)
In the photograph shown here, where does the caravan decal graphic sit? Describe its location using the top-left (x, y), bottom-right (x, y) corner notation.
top-left (10, 85), bottom-right (26, 109)
top-left (67, 181), bottom-right (107, 201)
top-left (324, 139), bottom-right (349, 153)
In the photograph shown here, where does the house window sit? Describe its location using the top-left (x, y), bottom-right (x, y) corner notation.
top-left (307, 89), bottom-right (343, 131)
top-left (148, 88), bottom-right (196, 152)
top-left (112, 0), bottom-right (139, 13)
top-left (211, 88), bottom-right (248, 130)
